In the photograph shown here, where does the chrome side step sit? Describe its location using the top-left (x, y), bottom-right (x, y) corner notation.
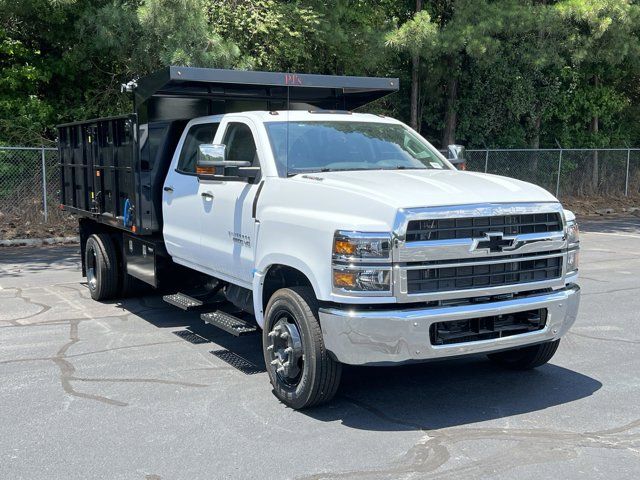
top-left (201, 311), bottom-right (258, 337)
top-left (163, 292), bottom-right (219, 311)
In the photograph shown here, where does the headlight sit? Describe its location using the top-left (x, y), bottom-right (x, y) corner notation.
top-left (566, 220), bottom-right (579, 247)
top-left (567, 249), bottom-right (580, 274)
top-left (565, 218), bottom-right (579, 274)
top-left (333, 266), bottom-right (392, 293)
top-left (332, 231), bottom-right (393, 295)
top-left (333, 231), bottom-right (391, 262)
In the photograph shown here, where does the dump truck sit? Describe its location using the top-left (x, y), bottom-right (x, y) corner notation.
top-left (58, 67), bottom-right (581, 409)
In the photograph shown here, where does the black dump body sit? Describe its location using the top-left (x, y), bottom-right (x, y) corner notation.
top-left (58, 66), bottom-right (398, 235)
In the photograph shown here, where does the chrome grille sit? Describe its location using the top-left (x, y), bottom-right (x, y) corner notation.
top-left (406, 254), bottom-right (562, 294)
top-left (406, 213), bottom-right (562, 242)
top-left (394, 203), bottom-right (568, 302)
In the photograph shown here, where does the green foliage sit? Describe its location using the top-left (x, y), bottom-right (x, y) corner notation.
top-left (137, 0), bottom-right (242, 71)
top-left (0, 0), bottom-right (244, 143)
top-left (2, 0), bottom-right (640, 148)
top-left (385, 10), bottom-right (438, 57)
top-left (209, 0), bottom-right (322, 71)
top-left (208, 0), bottom-right (394, 75)
top-left (0, 28), bottom-right (53, 144)
top-left (550, 0), bottom-right (640, 147)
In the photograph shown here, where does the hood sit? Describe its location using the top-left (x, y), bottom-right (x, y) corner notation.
top-left (292, 169), bottom-right (558, 209)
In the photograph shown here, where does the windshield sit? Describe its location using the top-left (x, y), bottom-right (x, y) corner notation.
top-left (264, 121), bottom-right (449, 176)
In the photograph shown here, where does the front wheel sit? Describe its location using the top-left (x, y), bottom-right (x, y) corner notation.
top-left (487, 339), bottom-right (560, 370)
top-left (262, 287), bottom-right (342, 409)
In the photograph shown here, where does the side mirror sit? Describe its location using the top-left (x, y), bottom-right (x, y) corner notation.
top-left (196, 144), bottom-right (257, 180)
top-left (447, 144), bottom-right (466, 170)
top-left (197, 144), bottom-right (226, 175)
top-left (196, 144), bottom-right (252, 173)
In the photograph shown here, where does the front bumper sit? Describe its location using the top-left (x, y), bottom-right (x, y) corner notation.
top-left (319, 284), bottom-right (580, 366)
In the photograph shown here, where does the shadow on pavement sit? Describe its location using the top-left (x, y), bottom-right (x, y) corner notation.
top-left (2, 244), bottom-right (603, 432)
top-left (115, 294), bottom-right (266, 369)
top-left (305, 359), bottom-right (601, 431)
top-left (125, 293), bottom-right (601, 432)
top-left (91, 288), bottom-right (603, 432)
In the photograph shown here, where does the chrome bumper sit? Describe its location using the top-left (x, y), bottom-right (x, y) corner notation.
top-left (319, 285), bottom-right (580, 366)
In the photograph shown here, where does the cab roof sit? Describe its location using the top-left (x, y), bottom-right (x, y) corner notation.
top-left (238, 110), bottom-right (403, 124)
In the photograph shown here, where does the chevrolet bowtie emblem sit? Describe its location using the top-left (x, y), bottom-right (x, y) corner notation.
top-left (471, 231), bottom-right (518, 253)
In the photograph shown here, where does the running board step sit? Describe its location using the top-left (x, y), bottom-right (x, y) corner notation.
top-left (201, 311), bottom-right (258, 336)
top-left (163, 292), bottom-right (211, 311)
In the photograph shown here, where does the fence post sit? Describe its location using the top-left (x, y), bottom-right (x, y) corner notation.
top-left (625, 148), bottom-right (631, 196)
top-left (555, 149), bottom-right (563, 198)
top-left (41, 146), bottom-right (48, 223)
top-left (484, 150), bottom-right (489, 173)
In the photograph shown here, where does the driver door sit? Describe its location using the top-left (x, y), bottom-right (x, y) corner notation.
top-left (198, 118), bottom-right (263, 287)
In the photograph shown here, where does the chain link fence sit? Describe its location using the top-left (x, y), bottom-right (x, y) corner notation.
top-left (0, 146), bottom-right (76, 240)
top-left (465, 149), bottom-right (640, 198)
top-left (0, 146), bottom-right (639, 240)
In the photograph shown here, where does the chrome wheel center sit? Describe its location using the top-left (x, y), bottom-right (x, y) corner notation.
top-left (87, 250), bottom-right (97, 290)
top-left (267, 316), bottom-right (303, 385)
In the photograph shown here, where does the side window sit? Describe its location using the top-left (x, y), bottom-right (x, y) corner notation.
top-left (177, 123), bottom-right (219, 174)
top-left (222, 122), bottom-right (258, 166)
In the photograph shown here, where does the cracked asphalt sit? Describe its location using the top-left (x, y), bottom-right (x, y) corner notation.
top-left (1, 217), bottom-right (639, 480)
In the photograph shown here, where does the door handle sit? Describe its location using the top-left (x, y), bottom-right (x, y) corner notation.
top-left (163, 186), bottom-right (174, 193)
top-left (201, 191), bottom-right (214, 200)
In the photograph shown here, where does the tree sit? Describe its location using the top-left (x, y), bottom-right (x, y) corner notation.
top-left (385, 5), bottom-right (438, 131)
top-left (3, 0), bottom-right (640, 152)
top-left (209, 0), bottom-right (396, 77)
top-left (554, 0), bottom-right (640, 189)
top-left (208, 0), bottom-right (323, 72)
top-left (135, 0), bottom-right (242, 72)
top-left (0, 0), bottom-right (246, 143)
top-left (0, 27), bottom-right (53, 144)
top-left (451, 1), bottom-right (567, 148)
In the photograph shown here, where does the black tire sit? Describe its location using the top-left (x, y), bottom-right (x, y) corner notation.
top-left (262, 286), bottom-right (342, 409)
top-left (85, 233), bottom-right (120, 301)
top-left (487, 339), bottom-right (560, 370)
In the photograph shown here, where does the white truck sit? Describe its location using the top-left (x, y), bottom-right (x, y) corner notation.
top-left (59, 67), bottom-right (581, 409)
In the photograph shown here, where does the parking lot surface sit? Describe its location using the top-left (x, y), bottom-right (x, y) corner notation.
top-left (1, 217), bottom-right (639, 480)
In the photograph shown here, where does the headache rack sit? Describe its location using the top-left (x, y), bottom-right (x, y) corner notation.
top-left (57, 67), bottom-right (399, 235)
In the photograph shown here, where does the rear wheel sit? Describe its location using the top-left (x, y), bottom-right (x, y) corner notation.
top-left (262, 287), bottom-right (342, 409)
top-left (85, 233), bottom-right (120, 301)
top-left (487, 339), bottom-right (560, 370)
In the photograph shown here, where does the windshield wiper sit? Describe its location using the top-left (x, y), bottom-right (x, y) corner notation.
top-left (287, 166), bottom-right (426, 176)
top-left (288, 167), bottom-right (368, 175)
top-left (322, 167), bottom-right (375, 172)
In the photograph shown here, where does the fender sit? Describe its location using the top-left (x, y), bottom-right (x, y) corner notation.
top-left (252, 253), bottom-right (322, 328)
top-left (252, 270), bottom-right (267, 328)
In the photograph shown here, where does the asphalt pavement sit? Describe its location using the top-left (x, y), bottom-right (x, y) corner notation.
top-left (1, 216), bottom-right (639, 479)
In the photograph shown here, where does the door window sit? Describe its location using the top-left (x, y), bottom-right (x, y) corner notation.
top-left (177, 122), bottom-right (219, 174)
top-left (222, 122), bottom-right (259, 166)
